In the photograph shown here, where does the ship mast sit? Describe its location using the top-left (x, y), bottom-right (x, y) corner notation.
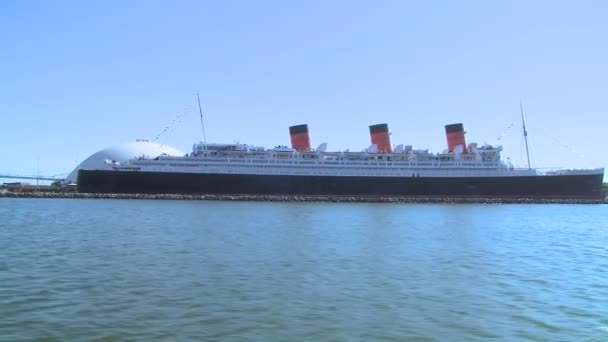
top-left (197, 91), bottom-right (207, 146)
top-left (520, 102), bottom-right (532, 170)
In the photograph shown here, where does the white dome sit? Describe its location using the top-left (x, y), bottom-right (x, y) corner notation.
top-left (66, 141), bottom-right (185, 184)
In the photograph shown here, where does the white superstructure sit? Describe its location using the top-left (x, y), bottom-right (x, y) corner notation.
top-left (109, 141), bottom-right (602, 179)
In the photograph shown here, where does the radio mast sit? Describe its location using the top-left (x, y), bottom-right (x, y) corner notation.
top-left (520, 102), bottom-right (532, 170)
top-left (197, 91), bottom-right (207, 145)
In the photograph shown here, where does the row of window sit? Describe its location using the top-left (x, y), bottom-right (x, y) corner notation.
top-left (146, 161), bottom-right (500, 168)
top-left (161, 159), bottom-right (499, 167)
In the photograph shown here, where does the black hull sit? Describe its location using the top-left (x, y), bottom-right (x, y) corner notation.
top-left (77, 170), bottom-right (605, 199)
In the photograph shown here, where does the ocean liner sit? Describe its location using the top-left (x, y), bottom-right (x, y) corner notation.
top-left (77, 122), bottom-right (605, 199)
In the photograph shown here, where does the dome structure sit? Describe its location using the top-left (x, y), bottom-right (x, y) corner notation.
top-left (65, 140), bottom-right (185, 184)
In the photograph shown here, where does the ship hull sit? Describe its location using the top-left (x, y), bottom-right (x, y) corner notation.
top-left (77, 170), bottom-right (605, 199)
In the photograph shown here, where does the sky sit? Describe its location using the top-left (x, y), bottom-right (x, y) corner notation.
top-left (1, 0), bottom-right (607, 181)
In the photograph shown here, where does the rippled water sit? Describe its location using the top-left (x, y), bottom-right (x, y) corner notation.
top-left (1, 199), bottom-right (608, 341)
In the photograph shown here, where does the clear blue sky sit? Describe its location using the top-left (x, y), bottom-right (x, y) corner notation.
top-left (1, 0), bottom-right (607, 179)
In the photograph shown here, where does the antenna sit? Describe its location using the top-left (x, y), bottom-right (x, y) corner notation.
top-left (197, 91), bottom-right (207, 145)
top-left (520, 102), bottom-right (532, 170)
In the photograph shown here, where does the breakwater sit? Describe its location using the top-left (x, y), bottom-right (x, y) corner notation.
top-left (1, 187), bottom-right (606, 204)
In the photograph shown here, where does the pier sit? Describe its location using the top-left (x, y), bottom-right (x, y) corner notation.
top-left (0, 173), bottom-right (65, 183)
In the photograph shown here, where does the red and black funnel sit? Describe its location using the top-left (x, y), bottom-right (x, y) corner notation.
top-left (445, 123), bottom-right (467, 153)
top-left (289, 124), bottom-right (312, 151)
top-left (369, 123), bottom-right (392, 153)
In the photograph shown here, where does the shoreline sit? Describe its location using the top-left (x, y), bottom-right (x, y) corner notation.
top-left (0, 188), bottom-right (606, 204)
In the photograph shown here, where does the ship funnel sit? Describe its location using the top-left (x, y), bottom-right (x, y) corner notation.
top-left (289, 124), bottom-right (312, 151)
top-left (445, 123), bottom-right (467, 153)
top-left (369, 123), bottom-right (392, 153)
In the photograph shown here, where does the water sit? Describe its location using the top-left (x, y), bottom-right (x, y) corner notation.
top-left (1, 199), bottom-right (608, 341)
